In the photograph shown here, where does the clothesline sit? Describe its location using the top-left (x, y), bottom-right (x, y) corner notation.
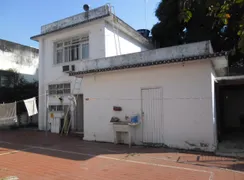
top-left (2, 73), bottom-right (74, 104)
top-left (2, 87), bottom-right (50, 105)
top-left (14, 91), bottom-right (48, 104)
top-left (0, 74), bottom-right (79, 123)
top-left (0, 97), bottom-right (38, 123)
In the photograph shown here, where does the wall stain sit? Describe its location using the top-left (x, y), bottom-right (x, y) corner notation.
top-left (200, 143), bottom-right (209, 148)
top-left (185, 141), bottom-right (196, 147)
top-left (0, 39), bottom-right (39, 66)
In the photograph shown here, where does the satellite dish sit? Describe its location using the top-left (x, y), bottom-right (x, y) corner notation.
top-left (83, 4), bottom-right (90, 12)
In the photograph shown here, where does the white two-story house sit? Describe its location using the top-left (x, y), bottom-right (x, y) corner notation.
top-left (31, 5), bottom-right (151, 132)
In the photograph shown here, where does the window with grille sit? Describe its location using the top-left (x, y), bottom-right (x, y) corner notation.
top-left (49, 105), bottom-right (68, 112)
top-left (54, 36), bottom-right (89, 64)
top-left (48, 83), bottom-right (71, 95)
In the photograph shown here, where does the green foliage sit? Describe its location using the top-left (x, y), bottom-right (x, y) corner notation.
top-left (179, 9), bottom-right (193, 23)
top-left (5, 68), bottom-right (27, 87)
top-left (0, 69), bottom-right (38, 104)
top-left (206, 0), bottom-right (244, 52)
top-left (152, 0), bottom-right (244, 67)
top-left (152, 0), bottom-right (184, 47)
top-left (236, 0), bottom-right (244, 4)
top-left (239, 35), bottom-right (244, 52)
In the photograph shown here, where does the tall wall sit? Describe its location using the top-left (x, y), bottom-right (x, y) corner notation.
top-left (104, 22), bottom-right (147, 57)
top-left (0, 39), bottom-right (39, 82)
top-left (38, 20), bottom-right (105, 130)
top-left (82, 60), bottom-right (216, 152)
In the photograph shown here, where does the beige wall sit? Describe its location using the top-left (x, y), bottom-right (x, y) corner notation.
top-left (82, 60), bottom-right (216, 151)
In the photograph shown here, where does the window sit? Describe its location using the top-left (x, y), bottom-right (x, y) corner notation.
top-left (57, 84), bottom-right (64, 94)
top-left (0, 75), bottom-right (9, 87)
top-left (64, 83), bottom-right (71, 94)
top-left (82, 43), bottom-right (89, 59)
top-left (55, 36), bottom-right (89, 64)
top-left (48, 83), bottom-right (71, 95)
top-left (56, 43), bottom-right (63, 64)
top-left (49, 105), bottom-right (69, 112)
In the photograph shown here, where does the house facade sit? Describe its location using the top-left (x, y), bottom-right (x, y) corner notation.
top-left (32, 4), bottom-right (234, 153)
top-left (0, 39), bottom-right (39, 87)
top-left (70, 41), bottom-right (228, 152)
top-left (31, 5), bottom-right (151, 132)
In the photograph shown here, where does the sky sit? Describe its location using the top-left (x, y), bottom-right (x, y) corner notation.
top-left (0, 0), bottom-right (160, 48)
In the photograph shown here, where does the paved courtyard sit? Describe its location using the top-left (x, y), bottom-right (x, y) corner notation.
top-left (0, 129), bottom-right (244, 180)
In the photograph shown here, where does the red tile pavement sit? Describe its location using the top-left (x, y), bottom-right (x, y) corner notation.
top-left (0, 129), bottom-right (243, 180)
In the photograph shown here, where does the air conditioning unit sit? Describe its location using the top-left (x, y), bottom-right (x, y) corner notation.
top-left (62, 65), bottom-right (75, 72)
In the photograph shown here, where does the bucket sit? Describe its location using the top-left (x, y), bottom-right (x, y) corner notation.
top-left (131, 115), bottom-right (139, 123)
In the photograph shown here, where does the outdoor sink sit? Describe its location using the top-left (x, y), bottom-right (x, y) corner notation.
top-left (112, 121), bottom-right (129, 125)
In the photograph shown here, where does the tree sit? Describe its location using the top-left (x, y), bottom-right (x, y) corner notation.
top-left (0, 69), bottom-right (38, 104)
top-left (152, 0), bottom-right (184, 47)
top-left (206, 0), bottom-right (244, 68)
top-left (6, 68), bottom-right (27, 87)
top-left (152, 0), bottom-right (244, 54)
top-left (207, 0), bottom-right (244, 52)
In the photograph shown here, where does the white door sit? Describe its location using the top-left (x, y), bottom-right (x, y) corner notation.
top-left (142, 88), bottom-right (163, 144)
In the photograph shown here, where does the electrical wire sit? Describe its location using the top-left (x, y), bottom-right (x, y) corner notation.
top-left (144, 0), bottom-right (148, 29)
top-left (7, 73), bottom-right (73, 104)
top-left (84, 97), bottom-right (212, 101)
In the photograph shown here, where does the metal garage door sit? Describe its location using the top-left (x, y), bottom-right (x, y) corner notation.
top-left (142, 88), bottom-right (163, 144)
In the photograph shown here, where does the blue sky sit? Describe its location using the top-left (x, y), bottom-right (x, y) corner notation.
top-left (0, 0), bottom-right (160, 48)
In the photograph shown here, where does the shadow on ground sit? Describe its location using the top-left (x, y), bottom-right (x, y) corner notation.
top-left (0, 129), bottom-right (244, 172)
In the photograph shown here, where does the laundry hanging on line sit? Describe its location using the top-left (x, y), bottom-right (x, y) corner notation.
top-left (0, 102), bottom-right (17, 126)
top-left (24, 97), bottom-right (38, 117)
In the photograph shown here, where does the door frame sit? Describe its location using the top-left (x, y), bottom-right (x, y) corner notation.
top-left (73, 94), bottom-right (84, 132)
top-left (141, 87), bottom-right (164, 143)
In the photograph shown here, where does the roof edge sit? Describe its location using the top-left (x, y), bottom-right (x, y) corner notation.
top-left (0, 39), bottom-right (39, 52)
top-left (105, 16), bottom-right (152, 49)
top-left (30, 14), bottom-right (110, 41)
top-left (70, 51), bottom-right (228, 76)
top-left (30, 4), bottom-right (152, 45)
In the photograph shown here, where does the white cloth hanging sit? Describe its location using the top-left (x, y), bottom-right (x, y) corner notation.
top-left (24, 97), bottom-right (38, 116)
top-left (0, 102), bottom-right (17, 125)
top-left (68, 95), bottom-right (77, 112)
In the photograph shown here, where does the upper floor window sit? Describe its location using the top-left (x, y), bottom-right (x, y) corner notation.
top-left (54, 36), bottom-right (89, 64)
